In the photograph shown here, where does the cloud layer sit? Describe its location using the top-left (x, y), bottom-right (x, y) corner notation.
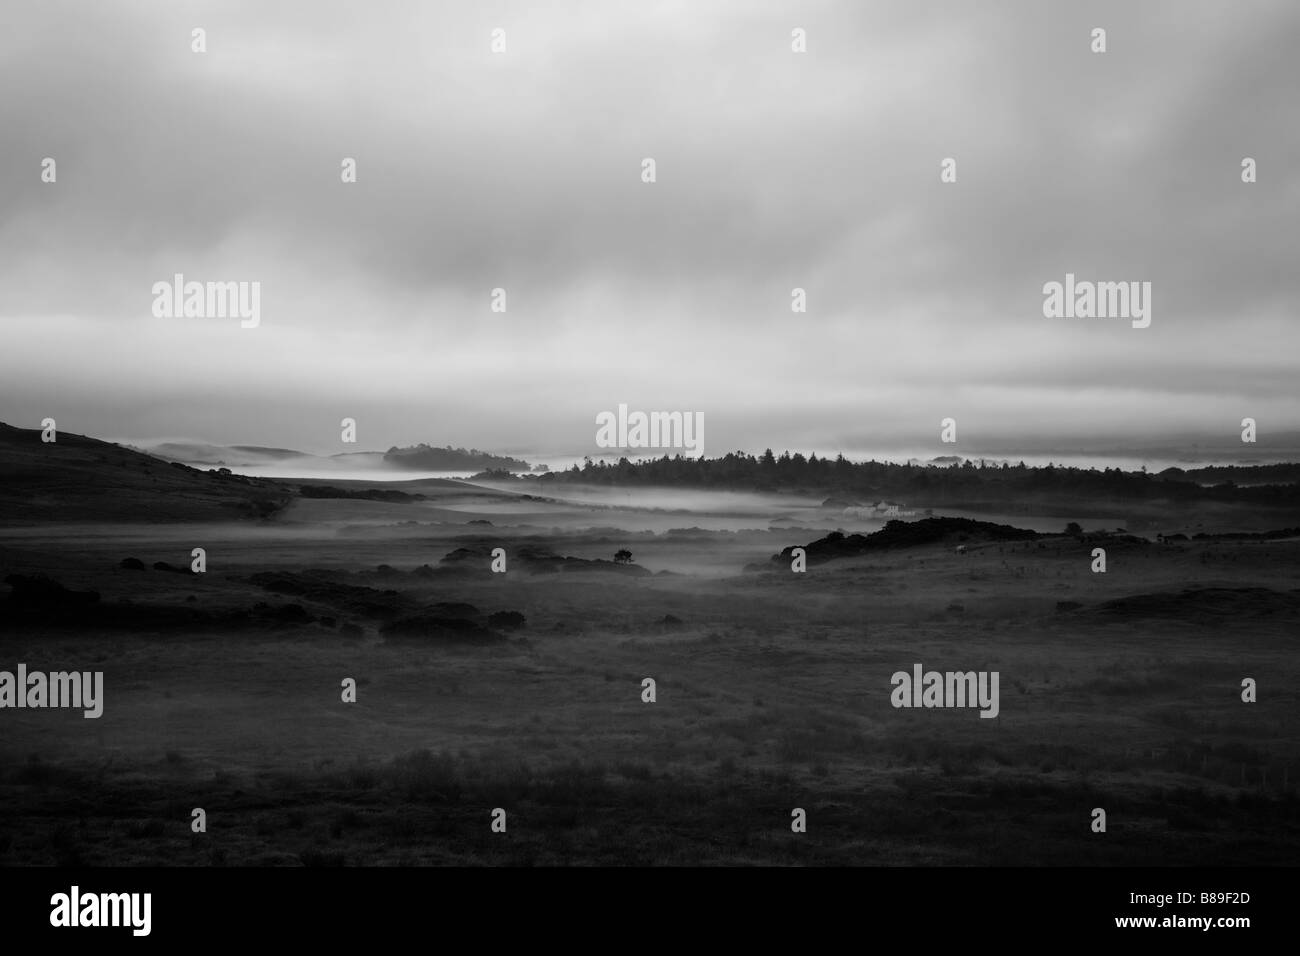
top-left (2, 0), bottom-right (1297, 458)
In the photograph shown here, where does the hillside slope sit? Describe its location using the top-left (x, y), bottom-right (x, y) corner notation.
top-left (0, 422), bottom-right (294, 524)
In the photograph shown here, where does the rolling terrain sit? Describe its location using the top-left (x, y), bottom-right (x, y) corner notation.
top-left (1, 424), bottom-right (1297, 865)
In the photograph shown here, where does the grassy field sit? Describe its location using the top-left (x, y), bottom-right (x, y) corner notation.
top-left (2, 477), bottom-right (1298, 865)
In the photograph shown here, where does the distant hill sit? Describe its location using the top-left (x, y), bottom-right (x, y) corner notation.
top-left (134, 440), bottom-right (394, 476)
top-left (140, 441), bottom-right (322, 468)
top-left (230, 445), bottom-right (307, 457)
top-left (0, 422), bottom-right (293, 524)
top-left (141, 439), bottom-right (534, 474)
top-left (384, 443), bottom-right (531, 472)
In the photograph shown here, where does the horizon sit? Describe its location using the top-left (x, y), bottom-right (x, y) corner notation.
top-left (8, 419), bottom-right (1299, 476)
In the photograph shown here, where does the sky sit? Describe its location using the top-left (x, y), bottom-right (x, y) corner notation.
top-left (2, 0), bottom-right (1298, 461)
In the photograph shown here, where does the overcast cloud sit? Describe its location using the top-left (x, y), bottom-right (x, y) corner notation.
top-left (2, 0), bottom-right (1298, 459)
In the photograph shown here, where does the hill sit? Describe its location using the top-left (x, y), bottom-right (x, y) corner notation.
top-left (0, 422), bottom-right (294, 524)
top-left (384, 443), bottom-right (531, 472)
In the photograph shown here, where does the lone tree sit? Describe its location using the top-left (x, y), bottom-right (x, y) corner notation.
top-left (613, 549), bottom-right (633, 565)
top-left (1064, 521), bottom-right (1083, 536)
